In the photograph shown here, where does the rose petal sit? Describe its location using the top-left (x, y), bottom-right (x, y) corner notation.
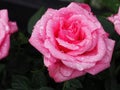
top-left (48, 61), bottom-right (86, 82)
top-left (0, 9), bottom-right (8, 22)
top-left (86, 63), bottom-right (110, 75)
top-left (0, 35), bottom-right (10, 59)
top-left (8, 22), bottom-right (18, 34)
top-left (0, 24), bottom-right (6, 45)
top-left (62, 59), bottom-right (95, 71)
top-left (68, 14), bottom-right (99, 32)
top-left (80, 38), bottom-right (115, 75)
top-left (77, 3), bottom-right (91, 12)
top-left (29, 29), bottom-right (50, 58)
top-left (34, 8), bottom-right (57, 39)
top-left (56, 38), bottom-right (79, 50)
top-left (101, 38), bottom-right (115, 63)
top-left (86, 40), bottom-right (114, 74)
top-left (76, 36), bottom-right (106, 62)
top-left (67, 2), bottom-right (99, 24)
top-left (67, 2), bottom-right (89, 15)
top-left (0, 19), bottom-right (10, 33)
top-left (44, 55), bottom-right (57, 67)
top-left (107, 7), bottom-right (120, 35)
top-left (85, 39), bottom-right (115, 75)
top-left (46, 19), bottom-right (59, 46)
top-left (44, 39), bottom-right (75, 61)
top-left (67, 29), bottom-right (98, 56)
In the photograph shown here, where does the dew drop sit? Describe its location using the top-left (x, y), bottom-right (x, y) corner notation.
top-left (48, 13), bottom-right (53, 17)
top-left (79, 67), bottom-right (83, 71)
top-left (39, 26), bottom-right (44, 35)
top-left (93, 35), bottom-right (96, 39)
top-left (81, 57), bottom-right (85, 60)
top-left (40, 26), bottom-right (44, 30)
top-left (5, 26), bottom-right (9, 31)
top-left (46, 53), bottom-right (51, 58)
top-left (78, 15), bottom-right (82, 17)
top-left (108, 46), bottom-right (112, 51)
top-left (92, 69), bottom-right (96, 73)
top-left (77, 65), bottom-right (84, 71)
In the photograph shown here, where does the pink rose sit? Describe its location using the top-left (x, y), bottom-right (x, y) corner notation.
top-left (0, 9), bottom-right (18, 60)
top-left (29, 2), bottom-right (115, 82)
top-left (108, 7), bottom-right (120, 35)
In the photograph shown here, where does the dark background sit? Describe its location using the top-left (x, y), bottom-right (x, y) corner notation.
top-left (0, 0), bottom-right (68, 31)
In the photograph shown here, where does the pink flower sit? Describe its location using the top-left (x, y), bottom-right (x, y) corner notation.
top-left (29, 2), bottom-right (115, 82)
top-left (0, 9), bottom-right (18, 60)
top-left (108, 7), bottom-right (120, 35)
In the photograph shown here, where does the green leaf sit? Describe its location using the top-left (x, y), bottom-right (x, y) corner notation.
top-left (90, 0), bottom-right (103, 9)
top-left (18, 32), bottom-right (28, 44)
top-left (0, 64), bottom-right (5, 73)
top-left (31, 70), bottom-right (47, 89)
top-left (28, 6), bottom-right (46, 34)
top-left (97, 16), bottom-right (120, 41)
top-left (115, 39), bottom-right (120, 51)
top-left (102, 0), bottom-right (120, 13)
top-left (63, 78), bottom-right (83, 90)
top-left (94, 69), bottom-right (109, 80)
top-left (11, 75), bottom-right (30, 90)
top-left (39, 87), bottom-right (54, 90)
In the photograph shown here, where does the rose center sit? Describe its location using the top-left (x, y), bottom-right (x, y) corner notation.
top-left (58, 20), bottom-right (85, 43)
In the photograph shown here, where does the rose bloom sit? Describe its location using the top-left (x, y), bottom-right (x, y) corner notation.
top-left (29, 2), bottom-right (115, 82)
top-left (0, 9), bottom-right (18, 60)
top-left (108, 7), bottom-right (120, 35)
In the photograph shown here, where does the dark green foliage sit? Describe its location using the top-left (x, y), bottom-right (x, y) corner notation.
top-left (30, 70), bottom-right (48, 89)
top-left (28, 7), bottom-right (46, 34)
top-left (39, 87), bottom-right (54, 90)
top-left (63, 78), bottom-right (83, 90)
top-left (97, 16), bottom-right (120, 41)
top-left (10, 75), bottom-right (30, 90)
